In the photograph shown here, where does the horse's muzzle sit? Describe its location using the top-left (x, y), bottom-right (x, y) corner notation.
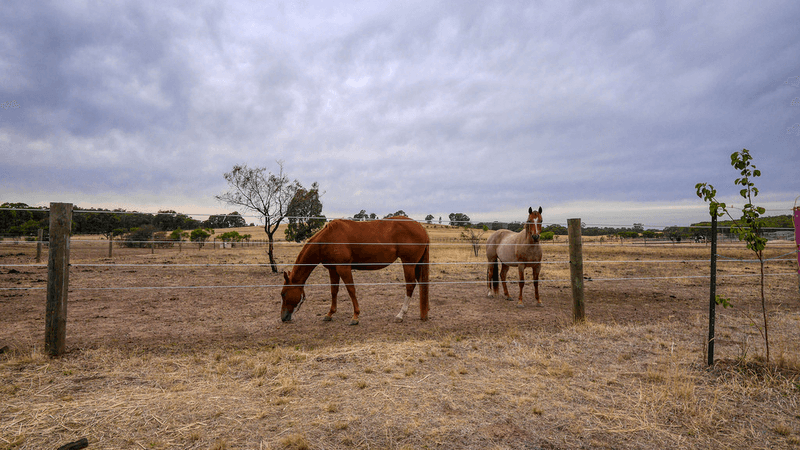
top-left (281, 311), bottom-right (292, 322)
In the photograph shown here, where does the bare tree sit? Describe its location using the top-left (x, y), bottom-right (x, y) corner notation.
top-left (216, 161), bottom-right (300, 272)
top-left (460, 225), bottom-right (487, 257)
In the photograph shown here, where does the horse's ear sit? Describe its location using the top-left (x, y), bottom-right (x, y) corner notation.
top-left (528, 206), bottom-right (533, 214)
top-left (538, 206), bottom-right (542, 214)
top-left (283, 271), bottom-right (290, 283)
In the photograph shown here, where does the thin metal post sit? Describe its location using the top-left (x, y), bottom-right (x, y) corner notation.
top-left (794, 205), bottom-right (799, 295)
top-left (36, 228), bottom-right (43, 262)
top-left (707, 213), bottom-right (718, 366)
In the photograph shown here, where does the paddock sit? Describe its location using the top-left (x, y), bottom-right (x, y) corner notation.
top-left (1, 226), bottom-right (799, 449)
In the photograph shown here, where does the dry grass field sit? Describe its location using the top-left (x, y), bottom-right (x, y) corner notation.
top-left (1, 224), bottom-right (799, 449)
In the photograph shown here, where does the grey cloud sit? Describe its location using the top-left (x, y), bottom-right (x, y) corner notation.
top-left (2, 0), bottom-right (799, 225)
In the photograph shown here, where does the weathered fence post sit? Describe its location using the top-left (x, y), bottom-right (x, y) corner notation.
top-left (707, 213), bottom-right (718, 366)
top-left (45, 202), bottom-right (72, 357)
top-left (36, 228), bottom-right (43, 263)
top-left (568, 218), bottom-right (585, 323)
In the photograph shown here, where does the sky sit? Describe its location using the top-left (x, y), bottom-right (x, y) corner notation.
top-left (1, 0), bottom-right (799, 229)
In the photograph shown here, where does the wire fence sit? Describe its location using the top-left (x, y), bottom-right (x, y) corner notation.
top-left (2, 239), bottom-right (797, 292)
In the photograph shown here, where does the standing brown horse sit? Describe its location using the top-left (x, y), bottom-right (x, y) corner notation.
top-left (280, 217), bottom-right (430, 325)
top-left (486, 206), bottom-right (544, 306)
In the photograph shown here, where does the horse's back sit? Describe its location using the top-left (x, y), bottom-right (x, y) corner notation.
top-left (486, 229), bottom-right (526, 265)
top-left (487, 229), bottom-right (515, 246)
top-left (323, 217), bottom-right (427, 243)
top-left (381, 217), bottom-right (430, 244)
top-left (317, 218), bottom-right (428, 265)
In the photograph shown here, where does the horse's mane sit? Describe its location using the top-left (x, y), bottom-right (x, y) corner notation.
top-left (307, 220), bottom-right (333, 243)
top-left (291, 222), bottom-right (333, 267)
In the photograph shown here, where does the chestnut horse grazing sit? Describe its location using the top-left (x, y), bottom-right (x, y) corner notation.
top-left (280, 217), bottom-right (430, 325)
top-left (486, 206), bottom-right (544, 306)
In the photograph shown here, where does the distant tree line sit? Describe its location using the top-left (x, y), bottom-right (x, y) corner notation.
top-left (0, 202), bottom-right (249, 238)
top-left (6, 201), bottom-right (789, 245)
top-left (352, 209), bottom-right (408, 221)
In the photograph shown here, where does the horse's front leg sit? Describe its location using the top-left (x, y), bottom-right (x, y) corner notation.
top-left (337, 266), bottom-right (360, 325)
top-left (532, 263), bottom-right (542, 305)
top-left (516, 265), bottom-right (526, 307)
top-left (324, 268), bottom-right (340, 321)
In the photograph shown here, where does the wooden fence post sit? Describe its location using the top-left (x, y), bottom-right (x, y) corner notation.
top-left (108, 236), bottom-right (113, 258)
top-left (45, 202), bottom-right (72, 357)
top-left (707, 213), bottom-right (718, 366)
top-left (568, 218), bottom-right (585, 323)
top-left (36, 228), bottom-right (43, 263)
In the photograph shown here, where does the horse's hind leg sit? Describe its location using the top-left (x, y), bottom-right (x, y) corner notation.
top-left (500, 264), bottom-right (512, 301)
top-left (486, 259), bottom-right (499, 298)
top-left (325, 268), bottom-right (340, 321)
top-left (395, 263), bottom-right (417, 323)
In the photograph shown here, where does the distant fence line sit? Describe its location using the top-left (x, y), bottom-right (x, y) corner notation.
top-left (2, 240), bottom-right (795, 271)
top-left (2, 237), bottom-right (798, 247)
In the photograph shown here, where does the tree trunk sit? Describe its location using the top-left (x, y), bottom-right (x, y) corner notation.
top-left (265, 224), bottom-right (278, 273)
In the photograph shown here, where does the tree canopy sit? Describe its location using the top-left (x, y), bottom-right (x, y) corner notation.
top-left (215, 161), bottom-right (307, 272)
top-left (204, 212), bottom-right (247, 229)
top-left (284, 182), bottom-right (326, 242)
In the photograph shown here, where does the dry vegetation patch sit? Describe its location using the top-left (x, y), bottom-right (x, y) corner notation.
top-left (2, 320), bottom-right (799, 449)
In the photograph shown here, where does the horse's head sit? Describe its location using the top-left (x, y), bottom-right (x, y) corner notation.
top-left (280, 270), bottom-right (306, 322)
top-left (525, 206), bottom-right (543, 242)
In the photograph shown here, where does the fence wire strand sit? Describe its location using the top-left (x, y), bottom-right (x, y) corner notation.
top-left (2, 271), bottom-right (796, 292)
top-left (2, 233), bottom-right (797, 292)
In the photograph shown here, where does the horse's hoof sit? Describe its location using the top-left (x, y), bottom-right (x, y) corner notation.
top-left (517, 302), bottom-right (524, 308)
top-left (322, 315), bottom-right (332, 322)
top-left (505, 297), bottom-right (513, 301)
top-left (394, 317), bottom-right (404, 323)
top-left (536, 302), bottom-right (543, 307)
top-left (349, 319), bottom-right (359, 326)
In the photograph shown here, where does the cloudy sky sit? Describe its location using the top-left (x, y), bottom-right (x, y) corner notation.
top-left (2, 0), bottom-right (798, 228)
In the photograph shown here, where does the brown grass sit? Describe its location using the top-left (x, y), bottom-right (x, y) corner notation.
top-left (1, 227), bottom-right (799, 449)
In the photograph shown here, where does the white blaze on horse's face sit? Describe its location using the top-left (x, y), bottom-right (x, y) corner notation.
top-left (527, 206), bottom-right (543, 241)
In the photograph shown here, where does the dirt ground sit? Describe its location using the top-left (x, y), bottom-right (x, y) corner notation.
top-left (1, 235), bottom-right (797, 355)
